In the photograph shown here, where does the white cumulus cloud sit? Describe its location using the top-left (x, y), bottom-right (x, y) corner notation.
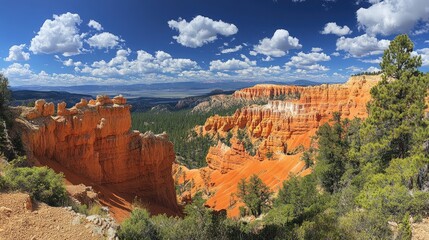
top-left (2, 63), bottom-right (33, 79)
top-left (88, 19), bottom-right (103, 31)
top-left (62, 58), bottom-right (82, 67)
top-left (221, 45), bottom-right (243, 54)
top-left (416, 48), bottom-right (429, 66)
top-left (359, 57), bottom-right (382, 64)
top-left (86, 32), bottom-right (122, 49)
top-left (336, 34), bottom-right (390, 57)
top-left (357, 0), bottom-right (429, 36)
top-left (210, 54), bottom-right (256, 71)
top-left (253, 29), bottom-right (302, 57)
top-left (286, 51), bottom-right (331, 72)
top-left (321, 22), bottom-right (352, 36)
top-left (81, 49), bottom-right (199, 77)
top-left (366, 66), bottom-right (381, 72)
top-left (311, 47), bottom-right (323, 52)
top-left (168, 15), bottom-right (238, 48)
top-left (30, 12), bottom-right (83, 56)
top-left (5, 44), bottom-right (30, 61)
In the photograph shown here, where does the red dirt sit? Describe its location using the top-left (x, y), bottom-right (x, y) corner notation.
top-left (0, 192), bottom-right (101, 240)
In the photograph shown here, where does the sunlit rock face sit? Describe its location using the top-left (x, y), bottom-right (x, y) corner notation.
top-left (176, 75), bottom-right (382, 217)
top-left (18, 95), bottom-right (179, 213)
top-left (202, 75), bottom-right (381, 160)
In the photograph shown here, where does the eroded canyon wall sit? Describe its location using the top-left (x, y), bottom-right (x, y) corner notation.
top-left (201, 75), bottom-right (381, 171)
top-left (16, 95), bottom-right (178, 215)
top-left (177, 75), bottom-right (382, 217)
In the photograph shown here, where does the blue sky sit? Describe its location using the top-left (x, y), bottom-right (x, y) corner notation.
top-left (1, 0), bottom-right (429, 86)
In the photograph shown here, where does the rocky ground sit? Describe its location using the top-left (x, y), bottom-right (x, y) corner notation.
top-left (0, 192), bottom-right (118, 240)
top-left (412, 217), bottom-right (429, 240)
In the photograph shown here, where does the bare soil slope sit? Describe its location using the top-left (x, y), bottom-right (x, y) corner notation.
top-left (0, 192), bottom-right (101, 240)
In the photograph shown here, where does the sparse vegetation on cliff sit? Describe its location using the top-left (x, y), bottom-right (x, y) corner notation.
top-left (237, 128), bottom-right (257, 156)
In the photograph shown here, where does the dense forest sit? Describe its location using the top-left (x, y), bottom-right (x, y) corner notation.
top-left (120, 34), bottom-right (429, 239)
top-left (132, 110), bottom-right (217, 168)
top-left (131, 102), bottom-right (258, 168)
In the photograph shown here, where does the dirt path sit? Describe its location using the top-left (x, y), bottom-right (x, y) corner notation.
top-left (0, 192), bottom-right (102, 240)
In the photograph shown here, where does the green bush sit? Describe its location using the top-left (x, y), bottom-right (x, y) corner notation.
top-left (338, 210), bottom-right (391, 240)
top-left (9, 155), bottom-right (30, 168)
top-left (118, 208), bottom-right (157, 240)
top-left (71, 202), bottom-right (89, 215)
top-left (4, 166), bottom-right (67, 206)
top-left (264, 204), bottom-right (295, 226)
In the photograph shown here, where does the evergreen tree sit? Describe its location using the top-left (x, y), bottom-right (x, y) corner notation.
top-left (0, 73), bottom-right (15, 159)
top-left (237, 174), bottom-right (272, 217)
top-left (380, 34), bottom-right (421, 79)
top-left (0, 73), bottom-right (11, 119)
top-left (276, 174), bottom-right (318, 218)
top-left (359, 34), bottom-right (428, 170)
top-left (315, 113), bottom-right (348, 193)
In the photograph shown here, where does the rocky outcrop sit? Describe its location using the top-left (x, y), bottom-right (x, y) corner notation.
top-left (206, 139), bottom-right (258, 173)
top-left (202, 75), bottom-right (381, 162)
top-left (173, 75), bottom-right (381, 217)
top-left (16, 95), bottom-right (179, 217)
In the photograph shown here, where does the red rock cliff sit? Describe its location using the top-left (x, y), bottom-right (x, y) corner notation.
top-left (202, 75), bottom-right (380, 163)
top-left (17, 95), bottom-right (179, 219)
top-left (178, 75), bottom-right (381, 217)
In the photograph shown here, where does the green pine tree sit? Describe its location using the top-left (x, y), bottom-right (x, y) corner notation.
top-left (237, 174), bottom-right (272, 217)
top-left (359, 34), bottom-right (428, 170)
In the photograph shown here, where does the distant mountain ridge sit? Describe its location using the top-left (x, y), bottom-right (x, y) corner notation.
top-left (11, 80), bottom-right (322, 98)
top-left (11, 90), bottom-right (93, 107)
top-left (11, 80), bottom-right (323, 111)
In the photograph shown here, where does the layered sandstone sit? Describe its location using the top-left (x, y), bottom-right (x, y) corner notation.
top-left (203, 75), bottom-right (381, 163)
top-left (16, 95), bottom-right (179, 219)
top-left (176, 75), bottom-right (381, 217)
top-left (206, 139), bottom-right (258, 173)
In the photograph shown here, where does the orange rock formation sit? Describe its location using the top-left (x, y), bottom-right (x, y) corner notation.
top-left (203, 75), bottom-right (380, 157)
top-left (17, 95), bottom-right (179, 220)
top-left (179, 75), bottom-right (382, 217)
top-left (206, 138), bottom-right (258, 174)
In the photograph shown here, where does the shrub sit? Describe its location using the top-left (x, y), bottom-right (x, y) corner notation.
top-left (4, 166), bottom-right (67, 206)
top-left (9, 155), bottom-right (30, 168)
top-left (264, 204), bottom-right (295, 226)
top-left (71, 202), bottom-right (106, 217)
top-left (71, 202), bottom-right (89, 215)
top-left (117, 208), bottom-right (157, 240)
top-left (338, 210), bottom-right (391, 240)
